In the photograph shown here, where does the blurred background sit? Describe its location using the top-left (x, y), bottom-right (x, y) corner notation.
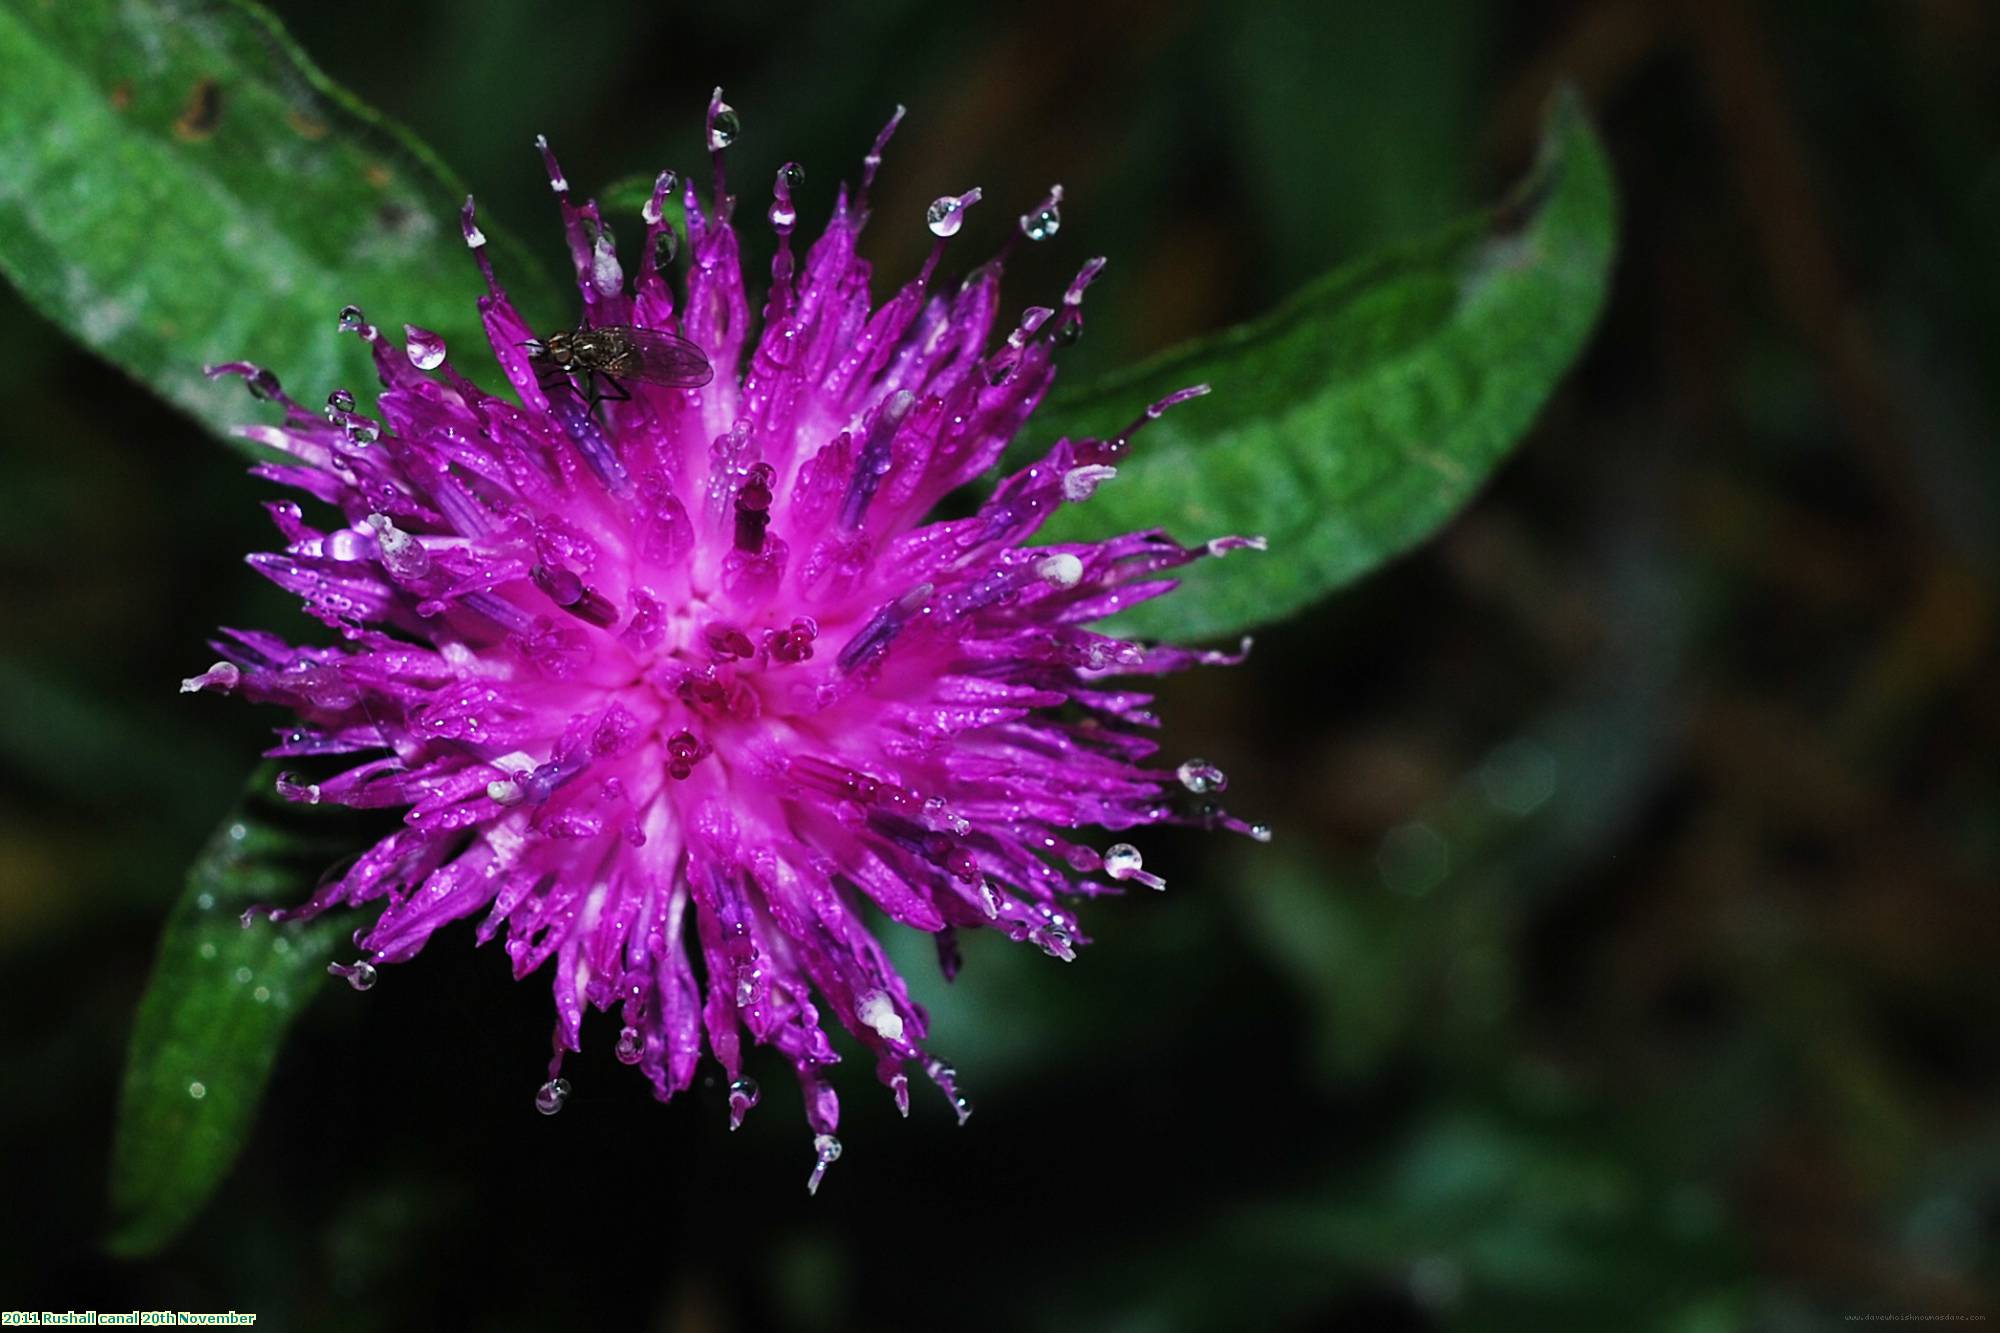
top-left (2, 0), bottom-right (1996, 1328)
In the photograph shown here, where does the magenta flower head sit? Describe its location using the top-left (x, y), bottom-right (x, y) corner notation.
top-left (185, 92), bottom-right (1264, 1191)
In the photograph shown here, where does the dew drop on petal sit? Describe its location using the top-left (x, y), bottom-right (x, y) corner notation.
top-left (535, 1077), bottom-right (572, 1115)
top-left (329, 959), bottom-right (377, 991)
top-left (405, 325), bottom-right (447, 371)
top-left (326, 388), bottom-right (356, 416)
top-left (1176, 758), bottom-right (1228, 794)
top-left (1250, 823), bottom-right (1275, 844)
top-left (246, 367), bottom-right (282, 401)
top-left (1035, 552), bottom-right (1084, 588)
top-left (728, 1076), bottom-right (760, 1131)
top-left (1020, 186), bottom-right (1062, 242)
top-left (1103, 843), bottom-right (1143, 877)
top-left (731, 1076), bottom-right (761, 1101)
top-left (614, 1026), bottom-right (644, 1065)
top-left (855, 990), bottom-right (905, 1043)
top-left (806, 1132), bottom-right (842, 1195)
top-left (709, 102), bottom-right (740, 151)
top-left (1062, 464), bottom-right (1117, 502)
top-left (926, 190), bottom-right (979, 238)
top-left (337, 304), bottom-right (366, 333)
top-left (641, 171), bottom-right (676, 225)
top-left (367, 512), bottom-right (432, 580)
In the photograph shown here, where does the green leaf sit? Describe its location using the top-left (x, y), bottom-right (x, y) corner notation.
top-left (0, 0), bottom-right (561, 451)
top-left (1026, 90), bottom-right (1618, 641)
top-left (107, 766), bottom-right (369, 1256)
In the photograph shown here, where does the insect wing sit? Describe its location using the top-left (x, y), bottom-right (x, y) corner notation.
top-left (612, 327), bottom-right (715, 388)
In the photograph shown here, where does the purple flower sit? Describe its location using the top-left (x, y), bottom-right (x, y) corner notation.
top-left (186, 93), bottom-right (1265, 1191)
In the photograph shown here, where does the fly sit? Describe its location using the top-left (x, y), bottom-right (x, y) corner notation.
top-left (523, 324), bottom-right (714, 405)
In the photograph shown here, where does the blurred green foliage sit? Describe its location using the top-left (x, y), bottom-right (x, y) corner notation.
top-left (0, 0), bottom-right (558, 440)
top-left (107, 765), bottom-right (377, 1258)
top-left (1, 0), bottom-right (1996, 1330)
top-left (1030, 91), bottom-right (1615, 638)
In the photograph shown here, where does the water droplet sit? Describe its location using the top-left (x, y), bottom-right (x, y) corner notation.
top-left (1035, 552), bottom-right (1084, 588)
top-left (614, 1026), bottom-right (644, 1064)
top-left (1054, 318), bottom-right (1082, 347)
top-left (728, 1076), bottom-right (760, 1130)
top-left (1062, 464), bottom-right (1116, 502)
top-left (856, 991), bottom-right (905, 1043)
top-left (326, 388), bottom-right (356, 416)
top-left (337, 304), bottom-right (366, 332)
top-left (535, 1077), bottom-right (572, 1115)
top-left (1176, 758), bottom-right (1227, 794)
top-left (1249, 823), bottom-right (1274, 844)
top-left (652, 228), bottom-right (678, 269)
top-left (245, 367), bottom-right (282, 401)
top-left (1020, 185), bottom-right (1062, 242)
top-left (1103, 843), bottom-right (1143, 877)
top-left (734, 966), bottom-right (762, 1008)
top-left (187, 1080), bottom-right (206, 1100)
top-left (641, 170), bottom-right (677, 225)
top-left (708, 102), bottom-right (740, 151)
top-left (344, 418), bottom-right (380, 446)
top-left (329, 959), bottom-right (377, 991)
top-left (1035, 925), bottom-right (1076, 961)
top-left (925, 190), bottom-right (979, 238)
top-left (405, 325), bottom-right (447, 371)
top-left (806, 1132), bottom-right (842, 1195)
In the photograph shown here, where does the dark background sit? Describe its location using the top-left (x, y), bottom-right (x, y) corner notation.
top-left (2, 0), bottom-right (1996, 1328)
